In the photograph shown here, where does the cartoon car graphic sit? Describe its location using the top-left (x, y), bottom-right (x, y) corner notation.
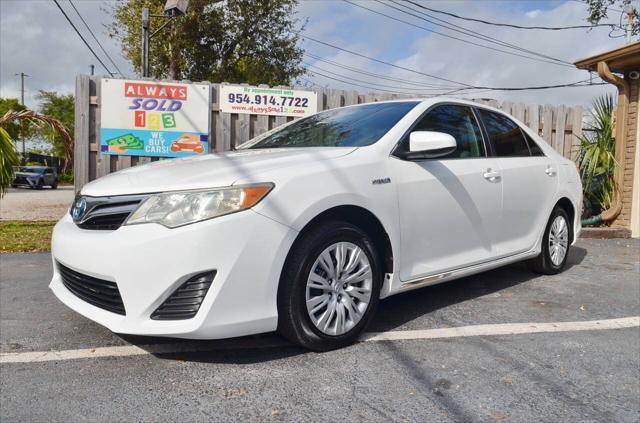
top-left (170, 134), bottom-right (204, 154)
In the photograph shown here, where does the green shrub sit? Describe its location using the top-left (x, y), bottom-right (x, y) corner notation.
top-left (576, 95), bottom-right (617, 217)
top-left (58, 172), bottom-right (74, 184)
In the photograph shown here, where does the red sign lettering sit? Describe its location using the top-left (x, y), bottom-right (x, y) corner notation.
top-left (124, 82), bottom-right (187, 100)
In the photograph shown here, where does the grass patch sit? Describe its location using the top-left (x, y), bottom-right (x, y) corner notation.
top-left (0, 220), bottom-right (56, 253)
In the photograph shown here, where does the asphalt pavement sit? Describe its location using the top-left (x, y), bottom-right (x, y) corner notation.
top-left (1, 239), bottom-right (639, 422)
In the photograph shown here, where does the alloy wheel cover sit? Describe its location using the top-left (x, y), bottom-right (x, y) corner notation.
top-left (305, 242), bottom-right (373, 336)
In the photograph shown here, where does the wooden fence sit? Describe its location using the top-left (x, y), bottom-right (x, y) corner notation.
top-left (74, 75), bottom-right (583, 191)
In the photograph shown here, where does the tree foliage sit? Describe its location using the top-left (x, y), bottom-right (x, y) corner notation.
top-left (36, 90), bottom-right (75, 165)
top-left (108, 0), bottom-right (305, 85)
top-left (0, 110), bottom-right (72, 196)
top-left (0, 98), bottom-right (27, 140)
top-left (584, 0), bottom-right (639, 35)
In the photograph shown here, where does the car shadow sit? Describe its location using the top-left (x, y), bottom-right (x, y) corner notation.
top-left (117, 246), bottom-right (587, 364)
top-left (371, 246), bottom-right (587, 332)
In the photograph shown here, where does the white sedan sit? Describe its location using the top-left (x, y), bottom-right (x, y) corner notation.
top-left (50, 98), bottom-right (581, 351)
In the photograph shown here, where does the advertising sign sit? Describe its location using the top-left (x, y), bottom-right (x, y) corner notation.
top-left (219, 85), bottom-right (317, 118)
top-left (100, 78), bottom-right (210, 157)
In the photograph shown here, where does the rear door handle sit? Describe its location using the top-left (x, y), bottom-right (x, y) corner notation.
top-left (483, 168), bottom-right (501, 182)
top-left (545, 166), bottom-right (556, 176)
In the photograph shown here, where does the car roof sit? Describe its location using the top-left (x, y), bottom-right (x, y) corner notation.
top-left (372, 97), bottom-right (505, 113)
top-left (24, 166), bottom-right (52, 170)
top-left (335, 97), bottom-right (507, 117)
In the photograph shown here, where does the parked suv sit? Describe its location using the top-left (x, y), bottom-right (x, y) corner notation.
top-left (50, 99), bottom-right (581, 350)
top-left (12, 166), bottom-right (58, 189)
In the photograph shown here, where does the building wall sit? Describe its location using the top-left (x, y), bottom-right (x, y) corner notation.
top-left (630, 75), bottom-right (640, 238)
top-left (613, 73), bottom-right (639, 233)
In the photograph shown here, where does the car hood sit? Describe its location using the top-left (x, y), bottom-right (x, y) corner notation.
top-left (14, 172), bottom-right (40, 178)
top-left (81, 147), bottom-right (357, 196)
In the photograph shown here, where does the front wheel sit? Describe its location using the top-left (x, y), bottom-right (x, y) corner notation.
top-left (277, 221), bottom-right (382, 351)
top-left (528, 207), bottom-right (571, 274)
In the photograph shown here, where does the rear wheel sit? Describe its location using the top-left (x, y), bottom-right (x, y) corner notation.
top-left (278, 221), bottom-right (382, 351)
top-left (528, 207), bottom-right (571, 274)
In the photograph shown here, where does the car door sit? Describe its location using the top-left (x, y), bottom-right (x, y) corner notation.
top-left (390, 104), bottom-right (503, 281)
top-left (475, 108), bottom-right (559, 256)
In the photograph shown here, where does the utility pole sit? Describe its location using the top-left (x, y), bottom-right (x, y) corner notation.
top-left (624, 5), bottom-right (637, 44)
top-left (14, 72), bottom-right (30, 164)
top-left (15, 72), bottom-right (29, 106)
top-left (141, 1), bottom-right (191, 78)
top-left (141, 8), bottom-right (150, 77)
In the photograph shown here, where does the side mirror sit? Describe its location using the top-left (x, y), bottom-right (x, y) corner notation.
top-left (406, 131), bottom-right (457, 159)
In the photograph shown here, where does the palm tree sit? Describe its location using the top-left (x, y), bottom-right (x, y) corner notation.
top-left (0, 110), bottom-right (72, 197)
top-left (576, 95), bottom-right (617, 222)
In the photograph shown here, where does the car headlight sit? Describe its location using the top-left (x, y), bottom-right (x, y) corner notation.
top-left (125, 183), bottom-right (274, 228)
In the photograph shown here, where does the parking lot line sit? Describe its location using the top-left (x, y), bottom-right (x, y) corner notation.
top-left (1, 316), bottom-right (638, 364)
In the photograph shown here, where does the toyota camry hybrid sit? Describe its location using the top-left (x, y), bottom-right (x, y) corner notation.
top-left (50, 98), bottom-right (581, 351)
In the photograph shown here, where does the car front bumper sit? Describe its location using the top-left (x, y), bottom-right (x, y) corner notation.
top-left (50, 211), bottom-right (297, 339)
top-left (12, 176), bottom-right (38, 187)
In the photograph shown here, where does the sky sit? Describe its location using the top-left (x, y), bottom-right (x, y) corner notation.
top-left (1, 0), bottom-right (637, 111)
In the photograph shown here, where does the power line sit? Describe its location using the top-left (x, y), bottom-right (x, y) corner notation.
top-left (306, 67), bottom-right (455, 95)
top-left (53, 0), bottom-right (114, 76)
top-left (402, 0), bottom-right (619, 30)
top-left (304, 65), bottom-right (600, 98)
top-left (344, 0), bottom-right (573, 68)
top-left (303, 35), bottom-right (604, 91)
top-left (305, 52), bottom-right (461, 89)
top-left (304, 35), bottom-right (605, 91)
top-left (68, 0), bottom-right (125, 77)
top-left (383, 0), bottom-right (572, 65)
top-left (301, 73), bottom-right (488, 97)
top-left (298, 76), bottom-right (322, 89)
top-left (304, 62), bottom-right (459, 93)
top-left (304, 35), bottom-right (472, 87)
top-left (467, 80), bottom-right (607, 92)
top-left (305, 64), bottom-right (504, 97)
top-left (308, 51), bottom-right (611, 90)
top-left (307, 64), bottom-right (606, 94)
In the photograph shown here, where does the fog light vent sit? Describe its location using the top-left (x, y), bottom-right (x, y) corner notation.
top-left (150, 271), bottom-right (216, 320)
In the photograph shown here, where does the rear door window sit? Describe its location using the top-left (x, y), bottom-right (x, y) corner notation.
top-left (522, 131), bottom-right (545, 156)
top-left (478, 109), bottom-right (531, 157)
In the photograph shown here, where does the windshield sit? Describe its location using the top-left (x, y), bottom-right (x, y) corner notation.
top-left (19, 166), bottom-right (45, 173)
top-left (241, 101), bottom-right (419, 149)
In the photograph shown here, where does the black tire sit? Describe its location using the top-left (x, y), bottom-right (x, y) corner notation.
top-left (528, 207), bottom-right (571, 275)
top-left (51, 181), bottom-right (58, 189)
top-left (277, 221), bottom-right (382, 351)
top-left (35, 179), bottom-right (43, 190)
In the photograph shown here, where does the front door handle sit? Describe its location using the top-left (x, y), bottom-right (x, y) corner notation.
top-left (483, 168), bottom-right (501, 182)
top-left (545, 166), bottom-right (556, 176)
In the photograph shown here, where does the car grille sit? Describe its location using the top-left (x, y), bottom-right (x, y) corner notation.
top-left (14, 176), bottom-right (28, 184)
top-left (57, 262), bottom-right (126, 315)
top-left (76, 212), bottom-right (133, 230)
top-left (72, 194), bottom-right (149, 230)
top-left (151, 271), bottom-right (216, 320)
